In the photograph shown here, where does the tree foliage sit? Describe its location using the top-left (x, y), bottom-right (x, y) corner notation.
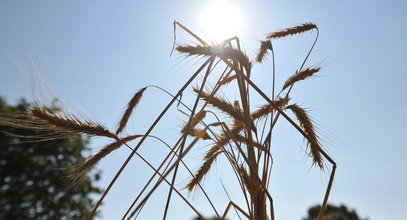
top-left (192, 216), bottom-right (225, 220)
top-left (0, 97), bottom-right (101, 219)
top-left (304, 204), bottom-right (369, 220)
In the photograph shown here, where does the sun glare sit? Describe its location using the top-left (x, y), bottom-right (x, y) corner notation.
top-left (199, 0), bottom-right (244, 42)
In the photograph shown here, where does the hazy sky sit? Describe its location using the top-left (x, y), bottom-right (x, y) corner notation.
top-left (1, 1), bottom-right (406, 219)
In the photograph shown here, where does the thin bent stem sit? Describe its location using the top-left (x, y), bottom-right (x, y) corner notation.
top-left (134, 150), bottom-right (204, 219)
top-left (128, 58), bottom-right (235, 219)
top-left (162, 57), bottom-right (216, 220)
top-left (87, 58), bottom-right (213, 220)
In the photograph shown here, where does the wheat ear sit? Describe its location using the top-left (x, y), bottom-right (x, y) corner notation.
top-left (189, 129), bottom-right (211, 140)
top-left (181, 110), bottom-right (206, 134)
top-left (193, 88), bottom-right (245, 122)
top-left (30, 107), bottom-right (116, 139)
top-left (185, 128), bottom-right (229, 192)
top-left (251, 97), bottom-right (290, 120)
top-left (176, 45), bottom-right (251, 72)
top-left (116, 87), bottom-right (147, 135)
top-left (186, 125), bottom-right (241, 192)
top-left (69, 134), bottom-right (142, 180)
top-left (267, 23), bottom-right (317, 39)
top-left (219, 75), bottom-right (237, 86)
top-left (255, 40), bottom-right (273, 63)
top-left (286, 104), bottom-right (323, 168)
top-left (186, 147), bottom-right (222, 192)
top-left (282, 67), bottom-right (320, 90)
top-left (181, 110), bottom-right (211, 140)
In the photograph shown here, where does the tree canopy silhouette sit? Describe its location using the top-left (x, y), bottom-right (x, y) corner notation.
top-left (192, 216), bottom-right (226, 220)
top-left (0, 97), bottom-right (101, 219)
top-left (303, 203), bottom-right (369, 220)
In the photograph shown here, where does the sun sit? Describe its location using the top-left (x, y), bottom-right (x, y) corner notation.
top-left (199, 0), bottom-right (244, 42)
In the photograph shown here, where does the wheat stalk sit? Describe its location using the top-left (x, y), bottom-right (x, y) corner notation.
top-left (238, 165), bottom-right (253, 197)
top-left (0, 22), bottom-right (336, 220)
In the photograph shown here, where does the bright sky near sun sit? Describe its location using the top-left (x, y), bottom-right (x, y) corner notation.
top-left (199, 0), bottom-right (244, 41)
top-left (1, 0), bottom-right (407, 220)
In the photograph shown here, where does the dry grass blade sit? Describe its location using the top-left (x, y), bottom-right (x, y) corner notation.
top-left (286, 104), bottom-right (323, 168)
top-left (116, 87), bottom-right (147, 135)
top-left (266, 23), bottom-right (317, 39)
top-left (251, 97), bottom-right (290, 119)
top-left (30, 107), bottom-right (116, 139)
top-left (68, 134), bottom-right (142, 181)
top-left (256, 40), bottom-right (273, 63)
top-left (282, 67), bottom-right (320, 90)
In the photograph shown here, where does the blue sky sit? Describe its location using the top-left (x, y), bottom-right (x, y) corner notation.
top-left (1, 0), bottom-right (407, 219)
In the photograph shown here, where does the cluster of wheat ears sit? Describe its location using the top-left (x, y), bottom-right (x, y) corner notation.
top-left (1, 21), bottom-right (336, 220)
